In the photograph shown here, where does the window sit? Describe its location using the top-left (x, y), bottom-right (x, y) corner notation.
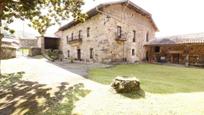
top-left (154, 46), bottom-right (160, 53)
top-left (117, 26), bottom-right (122, 37)
top-left (132, 49), bottom-right (135, 56)
top-left (87, 27), bottom-right (90, 37)
top-left (146, 32), bottom-right (149, 42)
top-left (67, 50), bottom-right (70, 57)
top-left (133, 30), bottom-right (136, 42)
top-left (79, 30), bottom-right (82, 39)
top-left (71, 33), bottom-right (74, 40)
top-left (90, 48), bottom-right (93, 59)
top-left (66, 36), bottom-right (69, 43)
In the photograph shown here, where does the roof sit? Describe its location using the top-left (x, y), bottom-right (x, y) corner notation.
top-left (58, 0), bottom-right (158, 31)
top-left (44, 32), bottom-right (60, 38)
top-left (146, 32), bottom-right (204, 46)
top-left (44, 36), bottom-right (60, 39)
top-left (2, 38), bottom-right (19, 49)
top-left (2, 44), bottom-right (17, 49)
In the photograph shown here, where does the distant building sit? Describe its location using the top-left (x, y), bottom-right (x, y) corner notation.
top-left (38, 36), bottom-right (60, 51)
top-left (18, 37), bottom-right (42, 56)
top-left (145, 33), bottom-right (204, 66)
top-left (1, 35), bottom-right (18, 59)
top-left (19, 38), bottom-right (38, 48)
top-left (56, 1), bottom-right (158, 63)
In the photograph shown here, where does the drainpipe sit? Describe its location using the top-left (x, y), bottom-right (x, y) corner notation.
top-left (122, 0), bottom-right (129, 62)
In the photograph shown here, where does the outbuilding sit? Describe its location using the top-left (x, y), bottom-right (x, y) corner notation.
top-left (145, 33), bottom-right (204, 67)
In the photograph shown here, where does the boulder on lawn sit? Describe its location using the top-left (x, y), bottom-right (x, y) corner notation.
top-left (111, 76), bottom-right (140, 93)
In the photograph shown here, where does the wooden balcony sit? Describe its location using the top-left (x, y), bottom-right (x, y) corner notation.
top-left (68, 35), bottom-right (82, 44)
top-left (115, 32), bottom-right (127, 41)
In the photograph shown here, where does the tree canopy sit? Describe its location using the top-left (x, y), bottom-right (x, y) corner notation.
top-left (0, 0), bottom-right (86, 35)
top-left (0, 0), bottom-right (86, 62)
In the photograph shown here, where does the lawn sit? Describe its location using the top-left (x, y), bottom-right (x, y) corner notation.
top-left (88, 64), bottom-right (204, 93)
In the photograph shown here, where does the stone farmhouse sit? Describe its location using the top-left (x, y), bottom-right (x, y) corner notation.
top-left (56, 1), bottom-right (158, 63)
top-left (19, 38), bottom-right (41, 56)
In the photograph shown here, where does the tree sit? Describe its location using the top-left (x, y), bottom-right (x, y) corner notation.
top-left (0, 0), bottom-right (86, 60)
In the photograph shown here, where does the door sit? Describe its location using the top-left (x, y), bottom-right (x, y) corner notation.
top-left (77, 49), bottom-right (81, 60)
top-left (146, 51), bottom-right (149, 61)
top-left (172, 54), bottom-right (179, 64)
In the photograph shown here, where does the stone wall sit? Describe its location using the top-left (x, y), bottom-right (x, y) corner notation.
top-left (0, 47), bottom-right (16, 59)
top-left (19, 39), bottom-right (38, 48)
top-left (58, 4), bottom-right (156, 63)
top-left (28, 48), bottom-right (41, 56)
top-left (59, 13), bottom-right (107, 63)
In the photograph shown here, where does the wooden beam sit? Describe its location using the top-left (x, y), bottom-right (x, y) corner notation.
top-left (185, 45), bottom-right (190, 67)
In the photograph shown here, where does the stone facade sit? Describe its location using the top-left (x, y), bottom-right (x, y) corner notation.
top-left (57, 2), bottom-right (157, 63)
top-left (19, 39), bottom-right (38, 48)
top-left (28, 48), bottom-right (41, 56)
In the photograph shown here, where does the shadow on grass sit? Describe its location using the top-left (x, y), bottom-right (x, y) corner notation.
top-left (0, 72), bottom-right (90, 115)
top-left (120, 89), bottom-right (145, 99)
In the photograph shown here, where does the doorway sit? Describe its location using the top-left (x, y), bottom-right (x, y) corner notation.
top-left (77, 49), bottom-right (81, 60)
top-left (146, 51), bottom-right (149, 61)
top-left (172, 54), bottom-right (179, 64)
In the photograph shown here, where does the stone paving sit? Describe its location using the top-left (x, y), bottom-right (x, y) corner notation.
top-left (1, 56), bottom-right (106, 90)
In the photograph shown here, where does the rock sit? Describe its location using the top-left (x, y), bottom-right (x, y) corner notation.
top-left (111, 76), bottom-right (140, 93)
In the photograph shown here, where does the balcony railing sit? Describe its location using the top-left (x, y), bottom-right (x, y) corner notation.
top-left (68, 35), bottom-right (82, 44)
top-left (115, 32), bottom-right (127, 41)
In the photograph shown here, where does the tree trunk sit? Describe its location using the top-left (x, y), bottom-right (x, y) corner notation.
top-left (0, 19), bottom-right (1, 75)
top-left (0, 2), bottom-right (3, 52)
top-left (0, 2), bottom-right (4, 75)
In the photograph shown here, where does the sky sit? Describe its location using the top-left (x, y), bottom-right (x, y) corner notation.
top-left (9, 0), bottom-right (204, 37)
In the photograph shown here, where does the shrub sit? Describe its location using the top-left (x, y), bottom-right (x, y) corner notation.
top-left (44, 49), bottom-right (61, 61)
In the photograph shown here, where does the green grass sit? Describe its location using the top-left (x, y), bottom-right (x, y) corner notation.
top-left (88, 64), bottom-right (204, 93)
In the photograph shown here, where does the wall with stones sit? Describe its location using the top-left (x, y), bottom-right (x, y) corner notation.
top-left (28, 48), bottom-right (41, 56)
top-left (103, 4), bottom-right (156, 62)
top-left (59, 13), bottom-right (110, 63)
top-left (0, 47), bottom-right (16, 59)
top-left (59, 4), bottom-right (156, 63)
top-left (19, 39), bottom-right (39, 48)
